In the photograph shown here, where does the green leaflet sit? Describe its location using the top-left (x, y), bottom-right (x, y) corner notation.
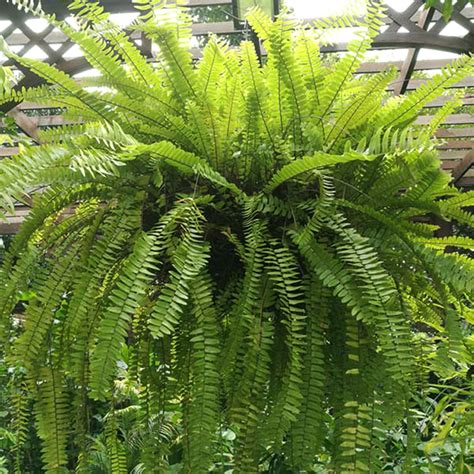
top-left (104, 412), bottom-right (128, 474)
top-left (264, 151), bottom-right (376, 192)
top-left (288, 279), bottom-right (329, 470)
top-left (148, 210), bottom-right (209, 339)
top-left (260, 239), bottom-right (306, 449)
top-left (220, 221), bottom-right (267, 395)
top-left (183, 273), bottom-right (220, 472)
top-left (34, 368), bottom-right (69, 472)
top-left (294, 229), bottom-right (412, 384)
top-left (89, 229), bottom-right (161, 400)
top-left (232, 318), bottom-right (274, 472)
top-left (130, 141), bottom-right (245, 198)
top-left (317, 2), bottom-right (385, 124)
top-left (66, 203), bottom-right (142, 381)
top-left (13, 242), bottom-right (82, 373)
top-left (373, 55), bottom-right (473, 129)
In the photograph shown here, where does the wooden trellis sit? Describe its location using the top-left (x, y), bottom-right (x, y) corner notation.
top-left (0, 0), bottom-right (473, 233)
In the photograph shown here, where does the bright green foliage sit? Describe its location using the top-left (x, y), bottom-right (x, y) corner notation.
top-left (0, 0), bottom-right (473, 471)
top-left (34, 368), bottom-right (69, 472)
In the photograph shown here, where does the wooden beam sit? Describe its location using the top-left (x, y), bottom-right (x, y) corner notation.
top-left (436, 128), bottom-right (474, 138)
top-left (458, 177), bottom-right (474, 187)
top-left (0, 205), bottom-right (76, 234)
top-left (370, 32), bottom-right (472, 54)
top-left (389, 76), bottom-right (474, 91)
top-left (426, 95), bottom-right (474, 108)
top-left (0, 206), bottom-right (30, 235)
top-left (465, 168), bottom-right (474, 177)
top-left (429, 0), bottom-right (473, 35)
top-left (6, 107), bottom-right (40, 142)
top-left (357, 58), bottom-right (453, 73)
top-left (0, 147), bottom-right (19, 157)
top-left (452, 150), bottom-right (474, 183)
top-left (415, 113), bottom-right (474, 126)
top-left (438, 140), bottom-right (474, 150)
top-left (439, 150), bottom-right (472, 159)
top-left (393, 6), bottom-right (435, 96)
top-left (441, 161), bottom-right (461, 170)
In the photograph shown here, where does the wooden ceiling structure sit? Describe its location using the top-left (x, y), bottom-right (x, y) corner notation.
top-left (0, 0), bottom-right (473, 233)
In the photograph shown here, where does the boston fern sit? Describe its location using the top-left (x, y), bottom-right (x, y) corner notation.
top-left (0, 0), bottom-right (473, 472)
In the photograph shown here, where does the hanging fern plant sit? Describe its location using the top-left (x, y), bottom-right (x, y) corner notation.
top-left (0, 0), bottom-right (473, 471)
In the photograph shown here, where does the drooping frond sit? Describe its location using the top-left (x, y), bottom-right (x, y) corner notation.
top-left (259, 239), bottom-right (306, 448)
top-left (288, 279), bottom-right (328, 470)
top-left (89, 214), bottom-right (170, 400)
top-left (184, 272), bottom-right (220, 471)
top-left (34, 368), bottom-right (69, 472)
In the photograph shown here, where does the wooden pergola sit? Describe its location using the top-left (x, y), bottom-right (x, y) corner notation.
top-left (0, 0), bottom-right (473, 233)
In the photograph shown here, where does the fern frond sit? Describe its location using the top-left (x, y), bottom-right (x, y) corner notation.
top-left (137, 14), bottom-right (197, 102)
top-left (294, 27), bottom-right (324, 115)
top-left (34, 368), bottom-right (69, 472)
top-left (260, 239), bottom-right (306, 449)
top-left (220, 221), bottom-right (266, 394)
top-left (325, 68), bottom-right (397, 149)
top-left (104, 412), bottom-right (128, 474)
top-left (249, 11), bottom-right (307, 146)
top-left (240, 41), bottom-right (275, 148)
top-left (415, 245), bottom-right (474, 295)
top-left (232, 318), bottom-right (274, 472)
top-left (373, 55), bottom-right (473, 128)
top-left (89, 230), bottom-right (163, 400)
top-left (13, 243), bottom-right (82, 373)
top-left (317, 2), bottom-right (385, 123)
top-left (264, 150), bottom-right (376, 192)
top-left (288, 279), bottom-right (328, 470)
top-left (184, 272), bottom-right (220, 472)
top-left (245, 6), bottom-right (272, 40)
top-left (0, 43), bottom-right (114, 122)
top-left (66, 203), bottom-right (142, 380)
top-left (148, 208), bottom-right (209, 338)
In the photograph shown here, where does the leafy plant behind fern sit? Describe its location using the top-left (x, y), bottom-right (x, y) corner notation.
top-left (0, 0), bottom-right (473, 471)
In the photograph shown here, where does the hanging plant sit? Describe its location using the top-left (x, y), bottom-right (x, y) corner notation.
top-left (0, 0), bottom-right (473, 471)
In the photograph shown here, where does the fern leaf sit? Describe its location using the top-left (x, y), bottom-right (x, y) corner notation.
top-left (264, 151), bottom-right (376, 192)
top-left (289, 279), bottom-right (329, 470)
top-left (148, 210), bottom-right (209, 338)
top-left (232, 319), bottom-right (274, 472)
top-left (13, 243), bottom-right (82, 372)
top-left (34, 368), bottom-right (69, 472)
top-left (260, 239), bottom-right (306, 449)
top-left (373, 55), bottom-right (473, 128)
top-left (105, 412), bottom-right (128, 474)
top-left (317, 2), bottom-right (385, 122)
top-left (184, 273), bottom-right (220, 472)
top-left (89, 230), bottom-right (163, 400)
